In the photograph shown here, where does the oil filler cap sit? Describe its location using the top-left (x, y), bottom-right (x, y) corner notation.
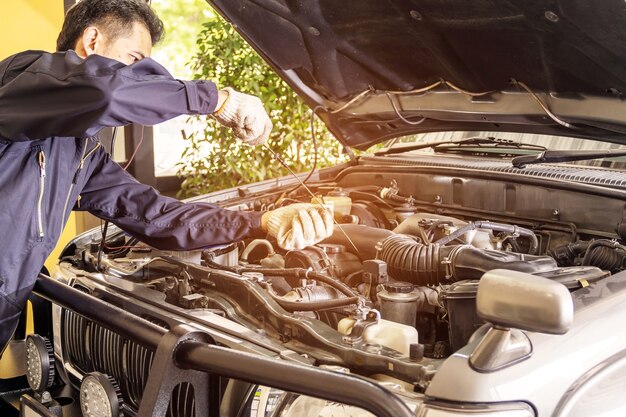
top-left (318, 243), bottom-right (345, 254)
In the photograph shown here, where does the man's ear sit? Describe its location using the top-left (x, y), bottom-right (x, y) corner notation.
top-left (75, 26), bottom-right (104, 58)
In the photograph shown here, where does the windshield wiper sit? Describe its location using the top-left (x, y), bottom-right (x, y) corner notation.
top-left (512, 149), bottom-right (626, 168)
top-left (375, 136), bottom-right (546, 156)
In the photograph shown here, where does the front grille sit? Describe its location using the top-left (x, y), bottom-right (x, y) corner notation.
top-left (169, 383), bottom-right (196, 417)
top-left (89, 324), bottom-right (124, 385)
top-left (62, 309), bottom-right (154, 409)
top-left (61, 307), bottom-right (194, 417)
top-left (125, 338), bottom-right (154, 407)
top-left (63, 308), bottom-right (89, 371)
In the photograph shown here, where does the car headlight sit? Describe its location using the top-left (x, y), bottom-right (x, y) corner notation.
top-left (274, 394), bottom-right (376, 417)
top-left (24, 334), bottom-right (55, 393)
top-left (79, 372), bottom-right (123, 417)
top-left (269, 383), bottom-right (420, 417)
top-left (270, 390), bottom-right (534, 417)
top-left (416, 401), bottom-right (535, 417)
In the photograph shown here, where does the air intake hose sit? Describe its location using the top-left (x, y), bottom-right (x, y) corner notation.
top-left (378, 235), bottom-right (447, 285)
top-left (379, 234), bottom-right (557, 285)
top-left (581, 240), bottom-right (626, 273)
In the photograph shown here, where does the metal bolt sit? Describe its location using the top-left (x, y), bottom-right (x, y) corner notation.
top-left (410, 10), bottom-right (422, 20)
top-left (41, 391), bottom-right (52, 404)
top-left (545, 11), bottom-right (559, 22)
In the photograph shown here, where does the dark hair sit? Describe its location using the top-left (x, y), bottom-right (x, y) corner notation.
top-left (56, 0), bottom-right (164, 52)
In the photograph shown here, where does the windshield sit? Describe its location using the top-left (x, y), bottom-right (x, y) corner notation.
top-left (385, 131), bottom-right (626, 169)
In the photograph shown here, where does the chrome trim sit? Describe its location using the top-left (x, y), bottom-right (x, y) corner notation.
top-left (552, 348), bottom-right (626, 417)
top-left (417, 400), bottom-right (535, 416)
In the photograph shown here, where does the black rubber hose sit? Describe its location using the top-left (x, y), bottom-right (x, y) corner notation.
top-left (96, 220), bottom-right (109, 272)
top-left (307, 271), bottom-right (360, 298)
top-left (569, 241), bottom-right (591, 254)
top-left (379, 234), bottom-right (556, 284)
top-left (434, 221), bottom-right (539, 254)
top-left (347, 190), bottom-right (397, 210)
top-left (202, 256), bottom-right (240, 273)
top-left (202, 255), bottom-right (359, 299)
top-left (241, 267), bottom-right (359, 298)
top-left (322, 224), bottom-right (394, 260)
top-left (581, 240), bottom-right (617, 266)
top-left (343, 185), bottom-right (381, 192)
top-left (269, 293), bottom-right (360, 312)
top-left (379, 234), bottom-right (446, 285)
top-left (209, 242), bottom-right (240, 257)
top-left (261, 281), bottom-right (359, 311)
top-left (549, 241), bottom-right (590, 266)
top-left (383, 193), bottom-right (411, 204)
top-left (581, 240), bottom-right (626, 271)
top-left (588, 247), bottom-right (624, 272)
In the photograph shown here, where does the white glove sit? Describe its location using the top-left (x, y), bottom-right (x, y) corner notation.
top-left (263, 203), bottom-right (334, 250)
top-left (212, 87), bottom-right (273, 146)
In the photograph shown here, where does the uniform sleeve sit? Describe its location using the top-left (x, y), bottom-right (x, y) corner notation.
top-left (75, 147), bottom-right (266, 250)
top-left (0, 50), bottom-right (219, 141)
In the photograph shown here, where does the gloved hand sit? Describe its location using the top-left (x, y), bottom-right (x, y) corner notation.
top-left (212, 87), bottom-right (273, 146)
top-left (262, 203), bottom-right (334, 250)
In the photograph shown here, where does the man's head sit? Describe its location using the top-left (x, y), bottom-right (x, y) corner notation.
top-left (56, 0), bottom-right (164, 65)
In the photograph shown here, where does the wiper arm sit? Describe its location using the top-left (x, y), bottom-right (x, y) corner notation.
top-left (376, 136), bottom-right (545, 156)
top-left (512, 149), bottom-right (626, 168)
top-left (375, 137), bottom-right (487, 156)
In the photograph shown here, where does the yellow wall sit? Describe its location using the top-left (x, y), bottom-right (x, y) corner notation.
top-left (0, 0), bottom-right (65, 58)
top-left (0, 1), bottom-right (78, 273)
top-left (0, 0), bottom-right (67, 373)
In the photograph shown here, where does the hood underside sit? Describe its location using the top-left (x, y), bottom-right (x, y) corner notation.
top-left (208, 0), bottom-right (626, 149)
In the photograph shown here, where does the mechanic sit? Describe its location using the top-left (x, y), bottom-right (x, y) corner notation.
top-left (0, 0), bottom-right (332, 351)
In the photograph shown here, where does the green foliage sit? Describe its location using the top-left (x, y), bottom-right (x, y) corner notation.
top-left (176, 14), bottom-right (347, 198)
top-left (151, 0), bottom-right (210, 79)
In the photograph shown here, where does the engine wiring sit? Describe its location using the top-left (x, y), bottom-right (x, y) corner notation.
top-left (511, 79), bottom-right (576, 129)
top-left (280, 106), bottom-right (322, 197)
top-left (327, 79), bottom-right (494, 115)
top-left (97, 125), bottom-right (147, 271)
top-left (123, 125), bottom-right (146, 170)
top-left (326, 78), bottom-right (581, 132)
top-left (385, 93), bottom-right (426, 125)
top-left (97, 126), bottom-right (118, 271)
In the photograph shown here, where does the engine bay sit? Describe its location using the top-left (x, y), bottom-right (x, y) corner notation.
top-left (58, 164), bottom-right (626, 392)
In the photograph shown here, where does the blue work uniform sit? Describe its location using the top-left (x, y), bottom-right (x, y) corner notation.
top-left (0, 50), bottom-right (265, 349)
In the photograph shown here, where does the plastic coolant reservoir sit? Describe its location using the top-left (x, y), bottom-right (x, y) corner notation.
top-left (312, 190), bottom-right (352, 218)
top-left (337, 318), bottom-right (418, 357)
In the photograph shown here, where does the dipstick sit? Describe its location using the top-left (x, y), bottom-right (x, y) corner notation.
top-left (264, 144), bottom-right (361, 257)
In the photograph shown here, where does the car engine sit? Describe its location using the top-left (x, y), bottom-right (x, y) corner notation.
top-left (52, 162), bottom-right (626, 415)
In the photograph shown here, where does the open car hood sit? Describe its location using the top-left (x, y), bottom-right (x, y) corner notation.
top-left (207, 0), bottom-right (626, 150)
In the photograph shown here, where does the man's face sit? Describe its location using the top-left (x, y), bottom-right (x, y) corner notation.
top-left (98, 21), bottom-right (152, 65)
top-left (76, 21), bottom-right (152, 65)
